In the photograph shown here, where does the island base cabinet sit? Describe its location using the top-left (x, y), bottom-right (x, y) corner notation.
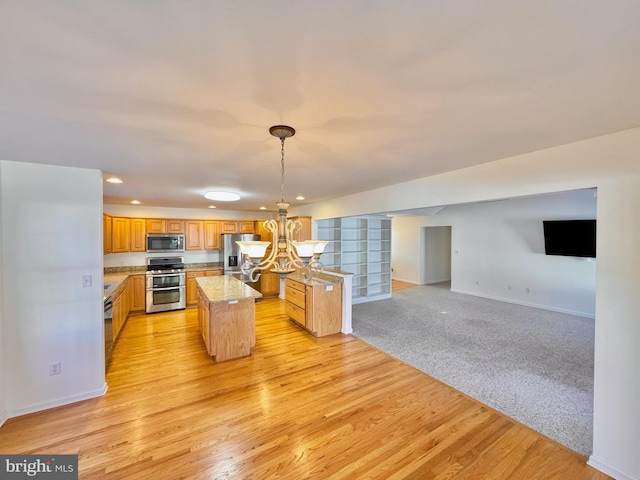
top-left (198, 291), bottom-right (256, 361)
top-left (285, 277), bottom-right (342, 337)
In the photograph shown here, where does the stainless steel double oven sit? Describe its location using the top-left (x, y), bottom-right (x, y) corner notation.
top-left (145, 256), bottom-right (186, 313)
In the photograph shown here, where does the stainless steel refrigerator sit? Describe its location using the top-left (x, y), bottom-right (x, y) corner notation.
top-left (222, 233), bottom-right (261, 290)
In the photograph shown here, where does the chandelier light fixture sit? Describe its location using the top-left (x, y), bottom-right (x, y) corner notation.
top-left (236, 125), bottom-right (328, 281)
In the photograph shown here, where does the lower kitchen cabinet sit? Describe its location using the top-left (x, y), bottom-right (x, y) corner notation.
top-left (285, 277), bottom-right (342, 337)
top-left (129, 274), bottom-right (146, 313)
top-left (260, 272), bottom-right (280, 297)
top-left (187, 271), bottom-right (205, 306)
top-left (112, 280), bottom-right (130, 341)
top-left (187, 269), bottom-right (222, 306)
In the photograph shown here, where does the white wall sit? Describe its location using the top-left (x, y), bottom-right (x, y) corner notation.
top-left (1, 161), bottom-right (105, 417)
top-left (0, 163), bottom-right (5, 425)
top-left (293, 127), bottom-right (640, 480)
top-left (394, 190), bottom-right (597, 317)
top-left (421, 226), bottom-right (452, 285)
top-left (103, 204), bottom-right (272, 268)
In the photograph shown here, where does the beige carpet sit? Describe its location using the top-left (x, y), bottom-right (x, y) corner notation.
top-left (352, 282), bottom-right (594, 456)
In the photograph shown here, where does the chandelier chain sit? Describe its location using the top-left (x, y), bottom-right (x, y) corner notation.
top-left (280, 137), bottom-right (286, 202)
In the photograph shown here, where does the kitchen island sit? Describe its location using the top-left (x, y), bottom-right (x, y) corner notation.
top-left (196, 275), bottom-right (262, 361)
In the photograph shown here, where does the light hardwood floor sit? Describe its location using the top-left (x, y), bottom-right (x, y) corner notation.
top-left (0, 298), bottom-right (609, 479)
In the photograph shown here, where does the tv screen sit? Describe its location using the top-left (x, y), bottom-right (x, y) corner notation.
top-left (543, 220), bottom-right (596, 258)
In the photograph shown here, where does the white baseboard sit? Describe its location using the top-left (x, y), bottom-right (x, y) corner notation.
top-left (7, 383), bottom-right (108, 419)
top-left (450, 289), bottom-right (595, 319)
top-left (588, 455), bottom-right (639, 480)
top-left (0, 409), bottom-right (8, 428)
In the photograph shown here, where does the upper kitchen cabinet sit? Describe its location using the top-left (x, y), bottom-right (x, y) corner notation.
top-left (185, 220), bottom-right (203, 250)
top-left (145, 218), bottom-right (166, 234)
top-left (167, 219), bottom-right (185, 233)
top-left (221, 221), bottom-right (255, 234)
top-left (146, 218), bottom-right (185, 234)
top-left (103, 214), bottom-right (112, 254)
top-left (130, 218), bottom-right (146, 252)
top-left (289, 216), bottom-right (311, 241)
top-left (203, 220), bottom-right (221, 250)
top-left (112, 217), bottom-right (131, 253)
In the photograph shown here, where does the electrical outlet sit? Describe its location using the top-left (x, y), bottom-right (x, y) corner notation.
top-left (475, 280), bottom-right (480, 286)
top-left (507, 285), bottom-right (512, 290)
top-left (82, 275), bottom-right (92, 287)
top-left (525, 287), bottom-right (531, 294)
top-left (49, 361), bottom-right (61, 376)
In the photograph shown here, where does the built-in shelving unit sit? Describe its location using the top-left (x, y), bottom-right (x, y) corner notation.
top-left (317, 216), bottom-right (392, 303)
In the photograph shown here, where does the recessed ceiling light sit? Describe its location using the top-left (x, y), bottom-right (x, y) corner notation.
top-left (130, 200), bottom-right (140, 205)
top-left (295, 195), bottom-right (305, 201)
top-left (204, 191), bottom-right (241, 201)
top-left (106, 177), bottom-right (123, 184)
top-left (259, 206), bottom-right (267, 210)
top-left (208, 205), bottom-right (217, 209)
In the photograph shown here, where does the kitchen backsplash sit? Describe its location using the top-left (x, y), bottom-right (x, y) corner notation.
top-left (103, 249), bottom-right (222, 269)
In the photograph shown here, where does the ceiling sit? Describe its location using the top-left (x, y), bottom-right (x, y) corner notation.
top-left (1, 1), bottom-right (640, 212)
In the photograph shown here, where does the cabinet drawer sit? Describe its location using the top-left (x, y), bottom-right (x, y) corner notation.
top-left (286, 284), bottom-right (306, 309)
top-left (286, 278), bottom-right (305, 292)
top-left (286, 301), bottom-right (305, 325)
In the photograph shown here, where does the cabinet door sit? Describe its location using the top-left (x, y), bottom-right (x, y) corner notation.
top-left (185, 220), bottom-right (203, 250)
top-left (221, 221), bottom-right (238, 234)
top-left (289, 216), bottom-right (312, 241)
top-left (112, 217), bottom-right (131, 253)
top-left (129, 275), bottom-right (146, 312)
top-left (239, 221), bottom-right (255, 233)
top-left (186, 271), bottom-right (204, 306)
top-left (203, 220), bottom-right (221, 250)
top-left (307, 284), bottom-right (342, 336)
top-left (260, 272), bottom-right (280, 296)
top-left (130, 218), bottom-right (146, 252)
top-left (146, 218), bottom-right (166, 234)
top-left (103, 214), bottom-right (112, 254)
top-left (205, 269), bottom-right (222, 276)
top-left (167, 219), bottom-right (185, 233)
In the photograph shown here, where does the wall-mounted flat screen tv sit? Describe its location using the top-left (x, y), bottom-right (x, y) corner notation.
top-left (543, 219), bottom-right (596, 258)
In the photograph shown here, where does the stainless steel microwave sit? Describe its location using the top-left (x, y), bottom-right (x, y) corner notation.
top-left (146, 234), bottom-right (185, 253)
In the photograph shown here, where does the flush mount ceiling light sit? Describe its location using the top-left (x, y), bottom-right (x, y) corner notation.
top-left (105, 177), bottom-right (123, 184)
top-left (236, 125), bottom-right (328, 281)
top-left (204, 191), bottom-right (241, 201)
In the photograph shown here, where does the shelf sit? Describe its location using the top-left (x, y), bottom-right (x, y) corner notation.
top-left (317, 215), bottom-right (391, 304)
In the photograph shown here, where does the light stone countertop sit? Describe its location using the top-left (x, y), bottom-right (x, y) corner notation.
top-left (286, 271), bottom-right (344, 287)
top-left (196, 275), bottom-right (262, 303)
top-left (103, 274), bottom-right (129, 301)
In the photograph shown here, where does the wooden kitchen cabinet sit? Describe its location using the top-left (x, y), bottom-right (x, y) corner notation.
top-left (256, 219), bottom-right (279, 296)
top-left (260, 273), bottom-right (280, 297)
top-left (112, 280), bottom-right (130, 340)
top-left (145, 218), bottom-right (185, 234)
top-left (203, 220), bottom-right (221, 250)
top-left (221, 221), bottom-right (239, 234)
top-left (103, 214), bottom-right (112, 254)
top-left (197, 287), bottom-right (211, 353)
top-left (129, 274), bottom-right (146, 313)
top-left (185, 220), bottom-right (203, 250)
top-left (145, 218), bottom-right (166, 234)
top-left (167, 219), bottom-right (185, 233)
top-left (288, 216), bottom-right (312, 241)
top-left (285, 277), bottom-right (342, 337)
top-left (112, 217), bottom-right (131, 253)
top-left (221, 221), bottom-right (255, 234)
top-left (239, 221), bottom-right (255, 233)
top-left (186, 271), bottom-right (205, 306)
top-left (130, 218), bottom-right (146, 252)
